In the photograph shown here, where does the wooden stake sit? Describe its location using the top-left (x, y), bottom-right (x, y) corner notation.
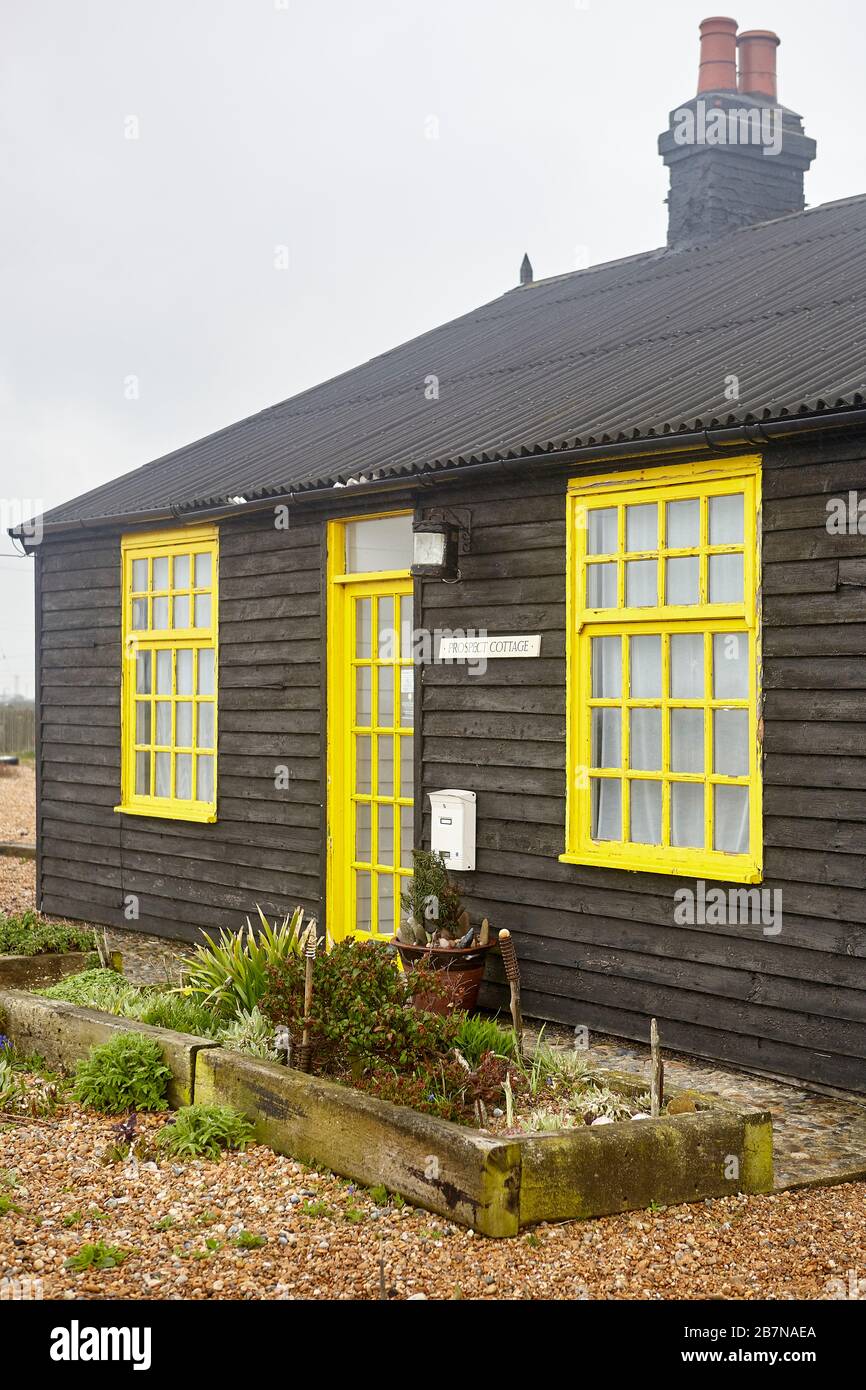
top-left (650, 1017), bottom-right (664, 1118)
top-left (498, 929), bottom-right (523, 1058)
top-left (298, 919), bottom-right (318, 1074)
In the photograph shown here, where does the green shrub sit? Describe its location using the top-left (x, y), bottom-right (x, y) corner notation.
top-left (128, 991), bottom-right (219, 1038)
top-left (155, 1104), bottom-right (253, 1160)
top-left (455, 1014), bottom-right (517, 1067)
top-left (73, 1033), bottom-right (171, 1113)
top-left (179, 906), bottom-right (309, 1017)
top-left (218, 1007), bottom-right (279, 1060)
top-left (64, 1240), bottom-right (129, 1271)
top-left (0, 912), bottom-right (96, 957)
top-left (260, 937), bottom-right (460, 1069)
top-left (40, 968), bottom-right (140, 1015)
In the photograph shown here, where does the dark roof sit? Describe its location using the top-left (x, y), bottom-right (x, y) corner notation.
top-left (32, 193), bottom-right (866, 531)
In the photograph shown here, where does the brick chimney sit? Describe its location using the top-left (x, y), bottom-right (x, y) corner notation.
top-left (658, 17), bottom-right (816, 248)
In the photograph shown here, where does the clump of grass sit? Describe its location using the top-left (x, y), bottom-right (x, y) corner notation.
top-left (73, 1033), bottom-right (171, 1114)
top-left (454, 1013), bottom-right (517, 1067)
top-left (218, 1007), bottom-right (280, 1061)
top-left (64, 1240), bottom-right (129, 1272)
top-left (0, 912), bottom-right (96, 957)
top-left (232, 1230), bottom-right (266, 1249)
top-left (40, 968), bottom-right (140, 1015)
top-left (127, 992), bottom-right (219, 1038)
top-left (0, 1193), bottom-right (23, 1217)
top-left (300, 1199), bottom-right (334, 1219)
top-left (155, 1104), bottom-right (253, 1161)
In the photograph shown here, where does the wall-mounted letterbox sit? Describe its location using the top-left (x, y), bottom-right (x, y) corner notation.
top-left (429, 788), bottom-right (476, 872)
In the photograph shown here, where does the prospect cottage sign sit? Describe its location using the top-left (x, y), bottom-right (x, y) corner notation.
top-left (437, 634), bottom-right (542, 660)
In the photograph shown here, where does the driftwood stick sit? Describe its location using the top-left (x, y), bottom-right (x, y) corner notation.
top-left (650, 1017), bottom-right (664, 1118)
top-left (498, 929), bottom-right (523, 1058)
top-left (479, 918), bottom-right (490, 947)
top-left (298, 920), bottom-right (318, 1074)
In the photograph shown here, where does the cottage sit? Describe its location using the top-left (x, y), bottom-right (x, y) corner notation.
top-left (11, 18), bottom-right (866, 1091)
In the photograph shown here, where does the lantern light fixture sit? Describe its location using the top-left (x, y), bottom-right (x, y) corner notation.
top-left (410, 519), bottom-right (460, 580)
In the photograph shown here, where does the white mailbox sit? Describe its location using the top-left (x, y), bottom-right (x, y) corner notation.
top-left (429, 789), bottom-right (476, 872)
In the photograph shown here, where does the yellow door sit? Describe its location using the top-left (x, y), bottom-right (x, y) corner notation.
top-left (327, 518), bottom-right (414, 942)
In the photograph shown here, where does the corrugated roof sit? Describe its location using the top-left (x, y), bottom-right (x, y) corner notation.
top-left (32, 193), bottom-right (866, 529)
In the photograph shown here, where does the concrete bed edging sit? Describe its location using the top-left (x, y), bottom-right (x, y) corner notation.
top-left (0, 988), bottom-right (773, 1236)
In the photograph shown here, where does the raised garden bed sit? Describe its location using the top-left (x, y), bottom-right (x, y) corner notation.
top-left (0, 983), bottom-right (773, 1236)
top-left (0, 951), bottom-right (94, 990)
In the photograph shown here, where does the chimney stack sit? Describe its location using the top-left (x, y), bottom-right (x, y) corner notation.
top-left (658, 17), bottom-right (816, 249)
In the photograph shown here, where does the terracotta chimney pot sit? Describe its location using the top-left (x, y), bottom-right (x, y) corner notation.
top-left (697, 16), bottom-right (739, 94)
top-left (737, 29), bottom-right (781, 101)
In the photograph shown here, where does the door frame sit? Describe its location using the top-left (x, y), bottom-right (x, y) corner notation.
top-left (326, 511), bottom-right (414, 943)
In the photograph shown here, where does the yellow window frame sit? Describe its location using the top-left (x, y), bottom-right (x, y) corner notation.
top-left (116, 525), bottom-right (219, 824)
top-left (562, 456), bottom-right (762, 882)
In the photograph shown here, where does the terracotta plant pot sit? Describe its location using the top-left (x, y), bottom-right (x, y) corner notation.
top-left (396, 940), bottom-right (496, 1015)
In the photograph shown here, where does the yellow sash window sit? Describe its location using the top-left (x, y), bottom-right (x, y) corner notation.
top-left (116, 526), bottom-right (218, 823)
top-left (562, 458), bottom-right (762, 881)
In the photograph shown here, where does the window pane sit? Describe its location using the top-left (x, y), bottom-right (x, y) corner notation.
top-left (670, 709), bottom-right (704, 773)
top-left (135, 751), bottom-right (151, 796)
top-left (626, 503), bottom-right (657, 552)
top-left (197, 648), bottom-right (215, 696)
top-left (666, 498), bottom-right (699, 548)
top-left (399, 667), bottom-right (414, 727)
top-left (709, 493), bottom-right (744, 545)
top-left (135, 701), bottom-right (151, 744)
top-left (377, 665), bottom-right (394, 726)
top-left (132, 559), bottom-right (148, 591)
top-left (671, 783), bottom-right (704, 848)
top-left (355, 735), bottom-right (372, 794)
top-left (377, 735), bottom-right (394, 795)
top-left (626, 559), bottom-right (656, 607)
top-left (378, 804), bottom-right (394, 866)
top-left (196, 754), bottom-right (214, 803)
top-left (629, 634), bottom-right (661, 697)
top-left (709, 553), bottom-right (743, 603)
top-left (172, 594), bottom-right (190, 629)
top-left (177, 648), bottom-right (194, 695)
top-left (591, 637), bottom-right (621, 698)
top-left (197, 702), bottom-right (215, 749)
top-left (355, 667), bottom-right (371, 725)
top-left (377, 874), bottom-right (395, 936)
top-left (345, 516), bottom-right (413, 573)
top-left (152, 595), bottom-right (169, 629)
top-left (136, 650), bottom-right (152, 695)
top-left (155, 701), bottom-right (172, 745)
top-left (355, 598), bottom-right (372, 659)
top-left (714, 785), bottom-right (749, 854)
top-left (152, 556), bottom-right (169, 589)
top-left (714, 708), bottom-right (749, 776)
top-left (591, 779), bottom-right (621, 841)
top-left (355, 871), bottom-right (372, 931)
top-left (399, 735), bottom-right (413, 797)
top-left (588, 507), bottom-right (617, 555)
top-left (630, 780), bottom-right (662, 844)
top-left (400, 595), bottom-right (413, 660)
top-left (591, 708), bottom-right (621, 769)
top-left (194, 552), bottom-right (212, 587)
top-left (713, 634), bottom-right (748, 698)
top-left (176, 753), bottom-right (192, 799)
top-left (666, 556), bottom-right (699, 605)
top-left (670, 633), bottom-right (704, 698)
top-left (377, 597), bottom-right (395, 659)
top-left (587, 562), bottom-right (617, 607)
top-left (194, 593), bottom-right (212, 628)
top-left (630, 709), bottom-right (662, 771)
top-left (176, 702), bottom-right (193, 747)
top-left (131, 598), bottom-right (148, 631)
top-left (173, 554), bottom-right (190, 588)
top-left (355, 802), bottom-right (371, 861)
top-left (155, 751), bottom-right (171, 797)
top-left (400, 806), bottom-right (413, 868)
top-left (156, 649), bottom-right (172, 695)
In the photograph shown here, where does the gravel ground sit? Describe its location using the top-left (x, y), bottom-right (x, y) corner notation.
top-left (1, 1096), bottom-right (864, 1301)
top-left (0, 762), bottom-right (35, 842)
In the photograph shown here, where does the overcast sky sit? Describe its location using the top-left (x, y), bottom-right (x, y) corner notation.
top-left (1, 0), bottom-right (862, 698)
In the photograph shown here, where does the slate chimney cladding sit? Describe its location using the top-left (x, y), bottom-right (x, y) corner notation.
top-left (659, 17), bottom-right (816, 249)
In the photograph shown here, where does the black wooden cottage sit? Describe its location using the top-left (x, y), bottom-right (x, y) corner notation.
top-left (12, 20), bottom-right (866, 1090)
